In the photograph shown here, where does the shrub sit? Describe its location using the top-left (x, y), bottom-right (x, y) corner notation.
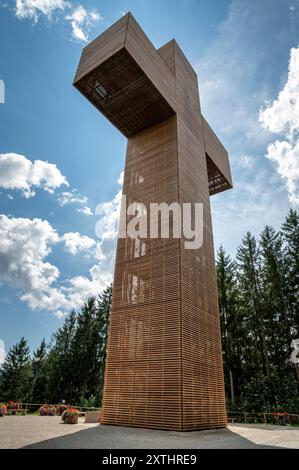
top-left (79, 395), bottom-right (98, 408)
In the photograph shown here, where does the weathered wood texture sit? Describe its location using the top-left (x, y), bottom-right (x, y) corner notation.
top-left (203, 117), bottom-right (232, 194)
top-left (74, 13), bottom-right (231, 431)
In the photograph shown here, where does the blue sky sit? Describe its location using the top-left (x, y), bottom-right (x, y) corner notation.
top-left (0, 0), bottom-right (299, 359)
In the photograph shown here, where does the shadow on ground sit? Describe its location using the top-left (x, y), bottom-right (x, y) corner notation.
top-left (23, 424), bottom-right (279, 449)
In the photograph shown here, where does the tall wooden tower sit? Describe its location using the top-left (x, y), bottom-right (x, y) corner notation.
top-left (74, 13), bottom-right (232, 431)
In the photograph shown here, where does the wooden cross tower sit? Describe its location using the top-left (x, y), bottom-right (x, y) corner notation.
top-left (74, 13), bottom-right (232, 431)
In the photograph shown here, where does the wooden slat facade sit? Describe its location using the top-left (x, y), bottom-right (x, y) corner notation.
top-left (74, 12), bottom-right (232, 431)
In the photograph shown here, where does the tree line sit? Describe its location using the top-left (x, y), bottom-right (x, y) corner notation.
top-left (0, 287), bottom-right (112, 407)
top-left (218, 209), bottom-right (299, 412)
top-left (0, 210), bottom-right (298, 412)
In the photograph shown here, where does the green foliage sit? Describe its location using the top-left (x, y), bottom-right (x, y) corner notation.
top-left (79, 394), bottom-right (97, 408)
top-left (218, 210), bottom-right (299, 413)
top-left (31, 338), bottom-right (48, 403)
top-left (0, 337), bottom-right (32, 402)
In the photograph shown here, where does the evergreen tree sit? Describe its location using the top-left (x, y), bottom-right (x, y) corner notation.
top-left (46, 310), bottom-right (77, 403)
top-left (97, 285), bottom-right (112, 402)
top-left (260, 225), bottom-right (298, 406)
top-left (217, 247), bottom-right (243, 408)
top-left (236, 232), bottom-right (276, 406)
top-left (281, 209), bottom-right (299, 337)
top-left (0, 337), bottom-right (32, 402)
top-left (70, 286), bottom-right (112, 405)
top-left (70, 297), bottom-right (98, 403)
top-left (31, 338), bottom-right (48, 403)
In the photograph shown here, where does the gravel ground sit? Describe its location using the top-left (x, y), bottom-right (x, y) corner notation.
top-left (0, 415), bottom-right (298, 449)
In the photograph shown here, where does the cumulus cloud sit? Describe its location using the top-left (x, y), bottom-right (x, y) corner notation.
top-left (58, 190), bottom-right (87, 206)
top-left (0, 339), bottom-right (5, 365)
top-left (15, 0), bottom-right (68, 21)
top-left (65, 5), bottom-right (102, 42)
top-left (0, 215), bottom-right (60, 292)
top-left (259, 46), bottom-right (299, 205)
top-left (259, 47), bottom-right (299, 139)
top-left (77, 206), bottom-right (93, 216)
top-left (61, 231), bottom-right (95, 255)
top-left (58, 189), bottom-right (92, 215)
top-left (11, 0), bottom-right (102, 43)
top-left (0, 213), bottom-right (114, 316)
top-left (0, 153), bottom-right (68, 198)
top-left (0, 171), bottom-right (124, 315)
top-left (264, 140), bottom-right (299, 205)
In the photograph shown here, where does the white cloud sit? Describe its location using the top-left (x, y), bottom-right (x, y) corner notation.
top-left (0, 172), bottom-right (123, 315)
top-left (58, 190), bottom-right (87, 207)
top-left (0, 339), bottom-right (5, 365)
top-left (11, 1), bottom-right (102, 43)
top-left (265, 139), bottom-right (299, 205)
top-left (62, 231), bottom-right (95, 255)
top-left (0, 215), bottom-right (60, 292)
top-left (77, 205), bottom-right (93, 216)
top-left (15, 0), bottom-right (68, 21)
top-left (0, 213), bottom-right (113, 315)
top-left (259, 47), bottom-right (299, 139)
top-left (65, 5), bottom-right (102, 42)
top-left (0, 153), bottom-right (68, 198)
top-left (259, 46), bottom-right (299, 205)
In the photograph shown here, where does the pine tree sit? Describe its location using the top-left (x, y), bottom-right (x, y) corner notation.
top-left (0, 337), bottom-right (32, 402)
top-left (260, 225), bottom-right (298, 405)
top-left (281, 209), bottom-right (299, 337)
top-left (31, 338), bottom-right (48, 403)
top-left (216, 247), bottom-right (243, 408)
top-left (46, 310), bottom-right (77, 403)
top-left (70, 286), bottom-right (112, 406)
top-left (281, 209), bottom-right (299, 387)
top-left (70, 297), bottom-right (98, 403)
top-left (97, 285), bottom-right (112, 402)
top-left (236, 232), bottom-right (276, 406)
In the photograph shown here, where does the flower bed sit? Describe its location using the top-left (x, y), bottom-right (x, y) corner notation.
top-left (272, 412), bottom-right (290, 426)
top-left (56, 404), bottom-right (68, 416)
top-left (39, 405), bottom-right (57, 416)
top-left (0, 403), bottom-right (6, 417)
top-left (6, 400), bottom-right (19, 410)
top-left (61, 408), bottom-right (80, 424)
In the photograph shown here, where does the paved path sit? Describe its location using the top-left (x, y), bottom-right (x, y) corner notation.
top-left (0, 416), bottom-right (298, 448)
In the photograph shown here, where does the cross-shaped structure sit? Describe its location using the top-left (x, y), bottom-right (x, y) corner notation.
top-left (74, 13), bottom-right (232, 431)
